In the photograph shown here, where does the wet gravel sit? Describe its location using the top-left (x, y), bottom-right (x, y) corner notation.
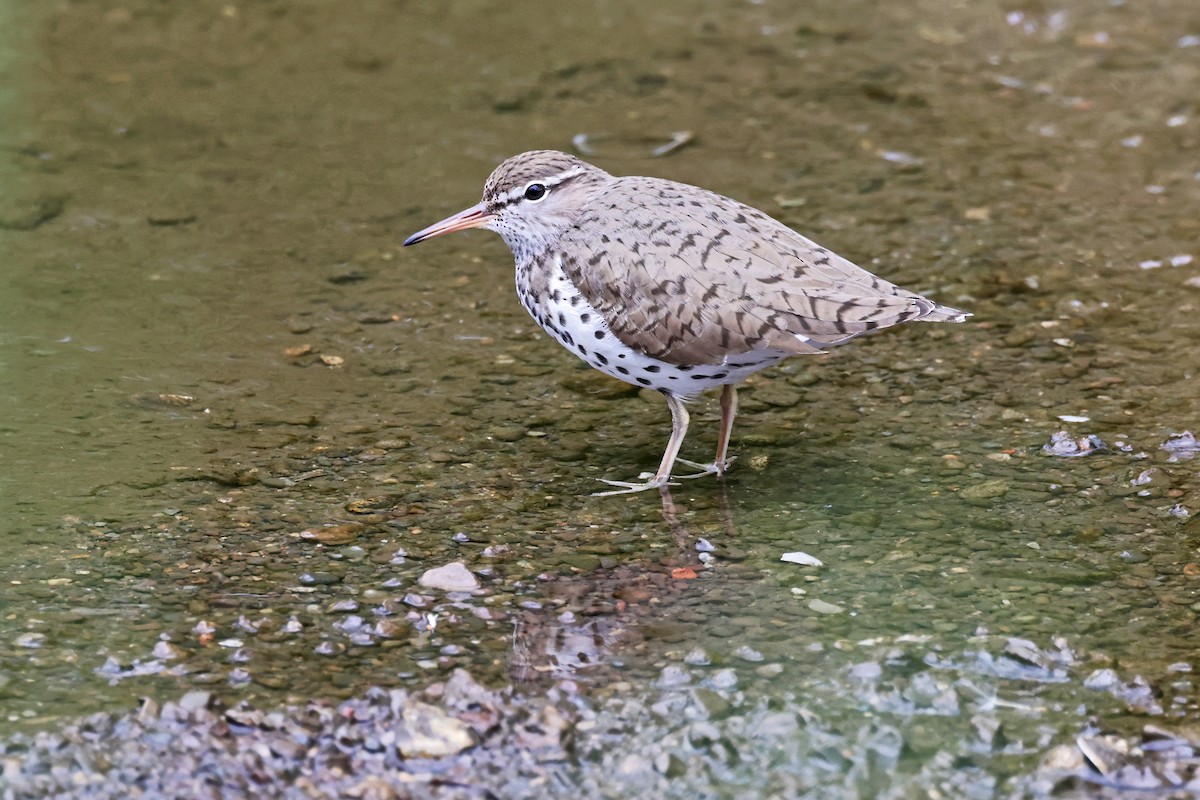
top-left (4, 638), bottom-right (1200, 799)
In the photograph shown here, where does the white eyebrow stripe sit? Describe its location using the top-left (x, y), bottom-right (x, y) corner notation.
top-left (497, 165), bottom-right (588, 205)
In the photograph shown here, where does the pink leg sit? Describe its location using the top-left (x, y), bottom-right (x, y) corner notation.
top-left (676, 384), bottom-right (739, 479)
top-left (594, 393), bottom-right (690, 496)
top-left (712, 383), bottom-right (738, 475)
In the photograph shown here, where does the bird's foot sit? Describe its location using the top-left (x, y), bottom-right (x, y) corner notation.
top-left (592, 472), bottom-right (676, 497)
top-left (673, 456), bottom-right (736, 480)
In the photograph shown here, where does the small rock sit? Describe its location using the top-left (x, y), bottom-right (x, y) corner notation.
top-left (418, 562), bottom-right (480, 592)
top-left (151, 641), bottom-right (186, 660)
top-left (511, 704), bottom-right (570, 760)
top-left (373, 620), bottom-right (406, 639)
top-left (1039, 743), bottom-right (1086, 771)
top-left (734, 645), bottom-right (764, 663)
top-left (1043, 430), bottom-right (1108, 457)
top-left (300, 523), bottom-right (365, 545)
top-left (1084, 668), bottom-right (1121, 690)
top-left (286, 317), bottom-right (315, 334)
top-left (654, 751), bottom-right (688, 778)
top-left (960, 479), bottom-right (1010, 505)
top-left (1162, 431), bottom-right (1198, 458)
top-left (395, 701), bottom-right (475, 758)
top-left (807, 599), bottom-right (844, 615)
top-left (1002, 637), bottom-right (1046, 667)
top-left (849, 661), bottom-right (883, 682)
top-left (299, 571), bottom-right (343, 586)
top-left (135, 697), bottom-right (160, 725)
top-left (780, 551), bottom-right (823, 567)
top-left (709, 669), bottom-right (738, 690)
top-left (14, 632), bottom-right (46, 649)
top-left (178, 691), bottom-right (212, 713)
top-left (692, 687), bottom-right (732, 719)
top-left (562, 553), bottom-right (601, 571)
top-left (487, 425), bottom-right (526, 442)
top-left (657, 665), bottom-right (690, 688)
top-left (617, 753), bottom-right (652, 776)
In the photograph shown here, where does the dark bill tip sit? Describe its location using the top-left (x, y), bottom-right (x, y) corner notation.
top-left (403, 203), bottom-right (491, 247)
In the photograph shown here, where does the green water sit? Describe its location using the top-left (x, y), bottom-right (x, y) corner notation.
top-left (1, 0), bottom-right (1198, 795)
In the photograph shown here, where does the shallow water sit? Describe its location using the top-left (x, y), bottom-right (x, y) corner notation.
top-left (1, 0), bottom-right (1198, 795)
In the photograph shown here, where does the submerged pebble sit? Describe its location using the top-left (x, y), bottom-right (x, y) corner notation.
top-left (1161, 431), bottom-right (1198, 459)
top-left (808, 599), bottom-right (845, 615)
top-left (1043, 431), bottom-right (1109, 457)
top-left (780, 551), bottom-right (823, 567)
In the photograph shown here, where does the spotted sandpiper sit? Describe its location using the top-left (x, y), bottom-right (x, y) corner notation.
top-left (404, 150), bottom-right (969, 495)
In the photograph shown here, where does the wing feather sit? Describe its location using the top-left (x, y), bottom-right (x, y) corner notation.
top-left (557, 176), bottom-right (966, 367)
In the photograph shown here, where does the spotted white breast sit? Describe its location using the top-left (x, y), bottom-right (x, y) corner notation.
top-left (516, 254), bottom-right (788, 399)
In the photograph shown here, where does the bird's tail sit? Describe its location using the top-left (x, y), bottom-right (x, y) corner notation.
top-left (916, 299), bottom-right (971, 323)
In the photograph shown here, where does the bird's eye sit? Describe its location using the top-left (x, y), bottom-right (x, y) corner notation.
top-left (523, 183), bottom-right (548, 202)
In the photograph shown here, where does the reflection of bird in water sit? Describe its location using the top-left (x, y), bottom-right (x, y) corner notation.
top-left (507, 487), bottom-right (738, 683)
top-left (510, 606), bottom-right (629, 683)
top-left (657, 485), bottom-right (736, 550)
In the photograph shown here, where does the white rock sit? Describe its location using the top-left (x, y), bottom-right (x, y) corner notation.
top-left (780, 551), bottom-right (823, 567)
top-left (808, 599), bottom-right (844, 615)
top-left (418, 561), bottom-right (480, 592)
top-left (396, 701), bottom-right (475, 758)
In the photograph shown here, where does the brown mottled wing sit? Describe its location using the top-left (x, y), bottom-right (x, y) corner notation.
top-left (558, 176), bottom-right (963, 367)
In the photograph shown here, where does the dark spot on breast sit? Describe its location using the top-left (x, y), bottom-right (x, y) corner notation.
top-left (644, 365), bottom-right (661, 373)
top-left (596, 353), bottom-right (609, 365)
top-left (594, 330), bottom-right (605, 340)
top-left (616, 366), bottom-right (629, 375)
top-left (570, 295), bottom-right (581, 306)
top-left (636, 377), bottom-right (651, 386)
top-left (577, 344), bottom-right (588, 355)
top-left (558, 312), bottom-right (566, 326)
top-left (580, 313), bottom-right (591, 324)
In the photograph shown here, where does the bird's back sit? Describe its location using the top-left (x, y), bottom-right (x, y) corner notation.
top-left (557, 175), bottom-right (967, 367)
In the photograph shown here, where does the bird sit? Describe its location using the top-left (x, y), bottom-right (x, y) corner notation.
top-left (404, 150), bottom-right (969, 495)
